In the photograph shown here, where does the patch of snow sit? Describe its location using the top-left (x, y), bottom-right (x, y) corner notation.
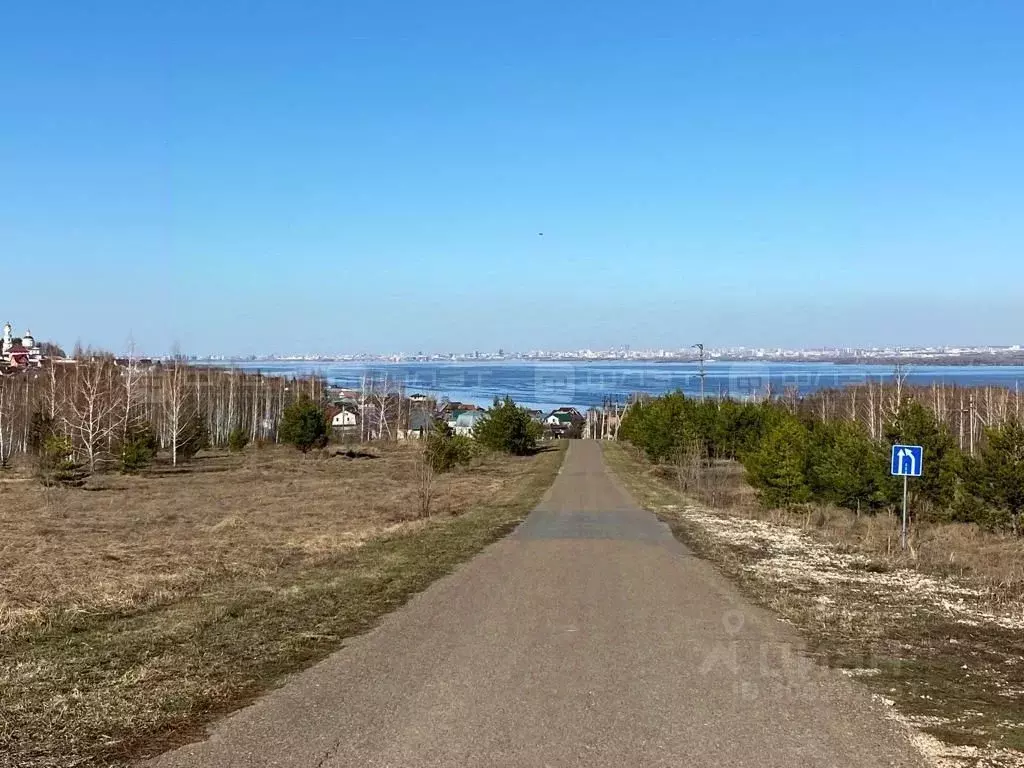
top-left (841, 668), bottom-right (881, 678)
top-left (674, 503), bottom-right (1022, 633)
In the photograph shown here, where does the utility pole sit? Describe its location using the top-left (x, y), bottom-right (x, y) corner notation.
top-left (969, 393), bottom-right (976, 457)
top-left (954, 395), bottom-right (984, 457)
top-left (692, 343), bottom-right (706, 402)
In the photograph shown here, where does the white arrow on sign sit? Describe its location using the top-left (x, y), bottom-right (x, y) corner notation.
top-left (897, 448), bottom-right (917, 476)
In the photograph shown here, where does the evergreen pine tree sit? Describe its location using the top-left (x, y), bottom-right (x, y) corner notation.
top-left (279, 397), bottom-right (329, 453)
top-left (808, 420), bottom-right (888, 512)
top-left (971, 420), bottom-right (1024, 535)
top-left (744, 418), bottom-right (812, 509)
top-left (473, 397), bottom-right (542, 455)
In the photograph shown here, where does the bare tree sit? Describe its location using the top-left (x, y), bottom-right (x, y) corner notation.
top-left (0, 375), bottom-right (16, 468)
top-left (63, 358), bottom-right (123, 471)
top-left (120, 341), bottom-right (145, 443)
top-left (0, 358), bottom-right (329, 467)
top-left (45, 360), bottom-right (62, 421)
top-left (359, 374), bottom-right (369, 442)
top-left (162, 358), bottom-right (198, 466)
top-left (885, 363), bottom-right (910, 425)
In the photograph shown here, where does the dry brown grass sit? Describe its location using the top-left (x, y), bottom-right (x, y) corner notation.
top-left (643, 444), bottom-right (1024, 594)
top-left (1, 443), bottom-right (534, 638)
top-left (0, 442), bottom-right (565, 767)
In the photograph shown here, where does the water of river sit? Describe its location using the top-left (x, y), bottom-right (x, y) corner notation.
top-left (221, 361), bottom-right (1024, 411)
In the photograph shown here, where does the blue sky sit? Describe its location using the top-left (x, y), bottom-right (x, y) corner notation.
top-left (2, 1), bottom-right (1022, 355)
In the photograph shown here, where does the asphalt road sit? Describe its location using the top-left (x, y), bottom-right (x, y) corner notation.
top-left (148, 441), bottom-right (926, 768)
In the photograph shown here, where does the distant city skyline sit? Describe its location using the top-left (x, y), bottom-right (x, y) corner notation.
top-left (8, 321), bottom-right (1024, 361)
top-left (185, 342), bottom-right (1024, 364)
top-left (3, 2), bottom-right (1022, 354)
top-left (6, 313), bottom-right (1022, 360)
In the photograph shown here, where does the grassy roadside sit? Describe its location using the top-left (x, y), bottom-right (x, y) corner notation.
top-left (0, 443), bottom-right (565, 768)
top-left (603, 441), bottom-right (1024, 768)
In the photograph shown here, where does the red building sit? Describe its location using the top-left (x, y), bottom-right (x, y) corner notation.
top-left (6, 343), bottom-right (30, 367)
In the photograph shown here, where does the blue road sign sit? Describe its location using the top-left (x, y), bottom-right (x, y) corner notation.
top-left (891, 444), bottom-right (924, 477)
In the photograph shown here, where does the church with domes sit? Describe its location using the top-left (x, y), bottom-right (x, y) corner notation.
top-left (1, 321), bottom-right (43, 368)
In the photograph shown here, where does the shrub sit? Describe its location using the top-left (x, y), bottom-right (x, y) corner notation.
top-left (228, 426), bottom-right (250, 453)
top-left (279, 398), bottom-right (329, 453)
top-left (946, 484), bottom-right (1008, 529)
top-left (120, 422), bottom-right (159, 473)
top-left (425, 420), bottom-right (475, 473)
top-left (473, 397), bottom-right (542, 455)
top-left (28, 411), bottom-right (55, 455)
top-left (37, 435), bottom-right (86, 487)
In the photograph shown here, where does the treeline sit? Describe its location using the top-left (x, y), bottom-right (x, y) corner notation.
top-left (0, 358), bottom-right (323, 473)
top-left (619, 383), bottom-right (1024, 534)
top-left (798, 380), bottom-right (1022, 453)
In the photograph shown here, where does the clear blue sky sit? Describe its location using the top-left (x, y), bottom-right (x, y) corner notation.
top-left (2, 1), bottom-right (1022, 355)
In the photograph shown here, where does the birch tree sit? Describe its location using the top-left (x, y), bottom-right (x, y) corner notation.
top-left (120, 342), bottom-right (145, 443)
top-left (0, 375), bottom-right (15, 468)
top-left (162, 358), bottom-right (198, 466)
top-left (63, 358), bottom-right (123, 471)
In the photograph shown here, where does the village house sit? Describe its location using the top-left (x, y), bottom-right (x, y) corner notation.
top-left (544, 407), bottom-right (584, 427)
top-left (449, 410), bottom-right (486, 436)
top-left (543, 406), bottom-right (585, 438)
top-left (397, 410), bottom-right (434, 440)
top-left (5, 342), bottom-right (31, 368)
top-left (330, 409), bottom-right (358, 432)
top-left (438, 400), bottom-right (484, 417)
top-left (327, 388), bottom-right (361, 408)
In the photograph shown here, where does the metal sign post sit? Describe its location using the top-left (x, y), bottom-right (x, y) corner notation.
top-left (891, 444), bottom-right (924, 551)
top-left (901, 474), bottom-right (909, 550)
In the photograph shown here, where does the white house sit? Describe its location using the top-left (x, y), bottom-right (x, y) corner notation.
top-left (545, 411), bottom-right (578, 427)
top-left (331, 411), bottom-right (357, 430)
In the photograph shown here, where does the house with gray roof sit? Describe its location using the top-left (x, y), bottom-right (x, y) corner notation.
top-left (451, 410), bottom-right (487, 436)
top-left (399, 410), bottom-right (435, 440)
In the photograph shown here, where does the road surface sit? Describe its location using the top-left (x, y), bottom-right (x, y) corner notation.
top-left (149, 441), bottom-right (926, 767)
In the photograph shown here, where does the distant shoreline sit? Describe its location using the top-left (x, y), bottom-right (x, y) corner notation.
top-left (214, 356), bottom-right (1024, 368)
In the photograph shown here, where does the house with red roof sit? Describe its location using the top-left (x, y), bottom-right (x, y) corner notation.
top-left (5, 343), bottom-right (30, 368)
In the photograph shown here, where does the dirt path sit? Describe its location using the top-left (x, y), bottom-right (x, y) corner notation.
top-left (147, 441), bottom-right (927, 767)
